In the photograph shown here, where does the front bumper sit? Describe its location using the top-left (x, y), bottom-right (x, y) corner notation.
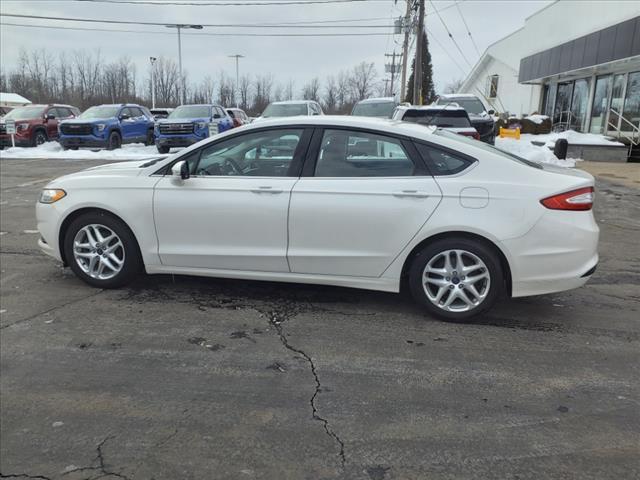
top-left (0, 133), bottom-right (31, 147)
top-left (59, 135), bottom-right (108, 148)
top-left (156, 134), bottom-right (204, 148)
top-left (36, 202), bottom-right (64, 262)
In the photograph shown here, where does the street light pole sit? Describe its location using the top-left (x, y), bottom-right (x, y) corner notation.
top-left (149, 56), bottom-right (157, 109)
top-left (228, 54), bottom-right (244, 108)
top-left (165, 24), bottom-right (203, 105)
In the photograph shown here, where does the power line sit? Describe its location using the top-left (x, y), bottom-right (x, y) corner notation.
top-left (72, 0), bottom-right (373, 6)
top-left (0, 13), bottom-right (391, 28)
top-left (428, 0), bottom-right (473, 68)
top-left (425, 27), bottom-right (467, 77)
top-left (0, 21), bottom-right (391, 36)
top-left (455, 1), bottom-right (480, 57)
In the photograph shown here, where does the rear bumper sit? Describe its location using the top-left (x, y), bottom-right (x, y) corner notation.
top-left (500, 209), bottom-right (599, 297)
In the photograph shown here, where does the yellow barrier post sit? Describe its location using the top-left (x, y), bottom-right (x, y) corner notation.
top-left (499, 127), bottom-right (521, 139)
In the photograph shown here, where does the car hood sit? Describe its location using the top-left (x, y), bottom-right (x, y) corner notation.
top-left (467, 112), bottom-right (493, 122)
top-left (62, 117), bottom-right (114, 124)
top-left (51, 160), bottom-right (161, 185)
top-left (158, 117), bottom-right (210, 124)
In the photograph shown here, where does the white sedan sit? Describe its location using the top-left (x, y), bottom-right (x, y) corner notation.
top-left (36, 116), bottom-right (599, 320)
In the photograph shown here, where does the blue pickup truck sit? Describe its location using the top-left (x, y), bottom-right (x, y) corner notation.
top-left (58, 104), bottom-right (155, 150)
top-left (155, 104), bottom-right (234, 153)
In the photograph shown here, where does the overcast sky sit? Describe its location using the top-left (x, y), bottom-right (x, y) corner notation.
top-left (0, 0), bottom-right (552, 94)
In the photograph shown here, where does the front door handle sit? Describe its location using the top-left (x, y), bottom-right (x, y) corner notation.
top-left (393, 190), bottom-right (429, 198)
top-left (250, 186), bottom-right (284, 194)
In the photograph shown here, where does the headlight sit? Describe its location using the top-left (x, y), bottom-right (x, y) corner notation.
top-left (17, 123), bottom-right (29, 131)
top-left (96, 124), bottom-right (106, 132)
top-left (196, 121), bottom-right (207, 130)
top-left (39, 189), bottom-right (66, 204)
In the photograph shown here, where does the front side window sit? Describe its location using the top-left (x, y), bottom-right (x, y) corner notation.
top-left (189, 129), bottom-right (304, 177)
top-left (314, 129), bottom-right (414, 177)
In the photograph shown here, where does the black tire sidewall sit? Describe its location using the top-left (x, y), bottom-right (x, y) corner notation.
top-left (63, 212), bottom-right (141, 288)
top-left (409, 238), bottom-right (504, 321)
top-left (146, 129), bottom-right (155, 146)
top-left (33, 130), bottom-right (47, 146)
top-left (157, 145), bottom-right (170, 154)
top-left (107, 132), bottom-right (121, 150)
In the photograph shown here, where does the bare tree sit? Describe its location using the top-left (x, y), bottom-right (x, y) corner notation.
top-left (238, 74), bottom-right (252, 110)
top-left (301, 77), bottom-right (321, 102)
top-left (153, 56), bottom-right (180, 107)
top-left (349, 61), bottom-right (377, 102)
top-left (323, 75), bottom-right (338, 113)
top-left (284, 79), bottom-right (295, 101)
top-left (253, 74), bottom-right (273, 114)
top-left (443, 78), bottom-right (464, 94)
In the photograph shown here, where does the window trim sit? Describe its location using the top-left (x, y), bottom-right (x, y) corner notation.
top-left (300, 126), bottom-right (430, 178)
top-left (154, 126), bottom-right (313, 178)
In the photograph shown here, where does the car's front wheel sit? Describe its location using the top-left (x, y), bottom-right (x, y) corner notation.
top-left (63, 212), bottom-right (141, 288)
top-left (145, 129), bottom-right (155, 146)
top-left (107, 131), bottom-right (122, 150)
top-left (157, 145), bottom-right (170, 154)
top-left (409, 238), bottom-right (504, 321)
top-left (33, 130), bottom-right (48, 147)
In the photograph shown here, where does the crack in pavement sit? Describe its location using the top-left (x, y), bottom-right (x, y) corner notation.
top-left (266, 308), bottom-right (347, 470)
top-left (62, 435), bottom-right (131, 480)
top-left (0, 291), bottom-right (104, 330)
top-left (0, 474), bottom-right (53, 480)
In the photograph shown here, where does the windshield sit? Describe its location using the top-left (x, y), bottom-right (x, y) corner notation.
top-left (169, 105), bottom-right (211, 119)
top-left (352, 101), bottom-right (396, 118)
top-left (439, 97), bottom-right (486, 115)
top-left (79, 106), bottom-right (120, 119)
top-left (402, 109), bottom-right (471, 128)
top-left (4, 106), bottom-right (46, 120)
top-left (262, 103), bottom-right (307, 117)
top-left (433, 129), bottom-right (542, 169)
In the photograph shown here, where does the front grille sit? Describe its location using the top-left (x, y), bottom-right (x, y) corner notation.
top-left (159, 123), bottom-right (194, 135)
top-left (61, 123), bottom-right (93, 135)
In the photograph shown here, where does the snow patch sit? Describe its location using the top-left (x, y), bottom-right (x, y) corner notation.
top-left (528, 130), bottom-right (624, 147)
top-left (525, 114), bottom-right (549, 125)
top-left (0, 141), bottom-right (179, 161)
top-left (495, 137), bottom-right (578, 168)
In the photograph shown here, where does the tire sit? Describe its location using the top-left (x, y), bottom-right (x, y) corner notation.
top-left (157, 145), bottom-right (170, 154)
top-left (63, 211), bottom-right (142, 288)
top-left (32, 130), bottom-right (48, 147)
top-left (145, 129), bottom-right (155, 146)
top-left (408, 237), bottom-right (504, 321)
top-left (107, 131), bottom-right (122, 150)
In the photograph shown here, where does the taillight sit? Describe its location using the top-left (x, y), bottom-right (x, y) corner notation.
top-left (541, 187), bottom-right (594, 211)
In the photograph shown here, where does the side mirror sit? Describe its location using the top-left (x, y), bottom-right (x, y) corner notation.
top-left (46, 113), bottom-right (56, 121)
top-left (213, 113), bottom-right (221, 119)
top-left (120, 113), bottom-right (131, 121)
top-left (171, 160), bottom-right (190, 180)
top-left (488, 109), bottom-right (495, 115)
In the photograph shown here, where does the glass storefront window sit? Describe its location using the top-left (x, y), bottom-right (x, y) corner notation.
top-left (544, 83), bottom-right (557, 117)
top-left (609, 74), bottom-right (626, 131)
top-left (590, 75), bottom-right (612, 134)
top-left (570, 78), bottom-right (590, 132)
top-left (554, 82), bottom-right (573, 124)
top-left (622, 71), bottom-right (640, 132)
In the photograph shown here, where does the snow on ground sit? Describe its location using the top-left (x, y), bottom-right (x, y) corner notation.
top-left (0, 141), bottom-right (181, 161)
top-left (528, 130), bottom-right (624, 147)
top-left (526, 114), bottom-right (549, 125)
top-left (495, 137), bottom-right (579, 168)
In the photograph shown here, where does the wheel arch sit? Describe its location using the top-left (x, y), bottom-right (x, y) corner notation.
top-left (58, 207), bottom-right (143, 268)
top-left (399, 230), bottom-right (512, 297)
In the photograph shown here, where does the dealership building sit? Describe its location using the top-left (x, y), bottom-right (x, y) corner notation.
top-left (460, 1), bottom-right (640, 141)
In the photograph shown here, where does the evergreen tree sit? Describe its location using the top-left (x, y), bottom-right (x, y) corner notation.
top-left (405, 30), bottom-right (436, 104)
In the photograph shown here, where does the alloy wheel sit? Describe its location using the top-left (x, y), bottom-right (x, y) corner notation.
top-left (73, 224), bottom-right (125, 280)
top-left (35, 132), bottom-right (47, 146)
top-left (422, 249), bottom-right (491, 313)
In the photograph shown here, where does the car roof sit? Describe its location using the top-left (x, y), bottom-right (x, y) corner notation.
top-left (238, 115), bottom-right (438, 139)
top-left (270, 100), bottom-right (315, 105)
top-left (356, 97), bottom-right (396, 104)
top-left (396, 105), bottom-right (466, 112)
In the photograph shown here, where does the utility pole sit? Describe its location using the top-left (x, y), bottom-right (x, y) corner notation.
top-left (228, 54), bottom-right (244, 108)
top-left (384, 52), bottom-right (399, 98)
top-left (165, 24), bottom-right (203, 104)
top-left (149, 56), bottom-right (157, 109)
top-left (400, 0), bottom-right (412, 102)
top-left (413, 0), bottom-right (425, 105)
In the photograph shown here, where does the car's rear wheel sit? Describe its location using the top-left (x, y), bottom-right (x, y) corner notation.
top-left (33, 130), bottom-right (48, 147)
top-left (157, 145), bottom-right (170, 154)
top-left (409, 238), bottom-right (503, 321)
top-left (107, 131), bottom-right (122, 150)
top-left (64, 212), bottom-right (141, 288)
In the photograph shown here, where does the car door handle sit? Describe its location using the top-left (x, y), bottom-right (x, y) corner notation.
top-left (393, 190), bottom-right (429, 198)
top-left (250, 186), bottom-right (284, 194)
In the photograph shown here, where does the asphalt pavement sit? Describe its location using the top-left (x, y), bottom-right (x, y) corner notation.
top-left (1, 158), bottom-right (638, 480)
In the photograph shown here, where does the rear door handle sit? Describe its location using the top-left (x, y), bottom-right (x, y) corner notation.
top-left (250, 186), bottom-right (284, 194)
top-left (393, 190), bottom-right (429, 198)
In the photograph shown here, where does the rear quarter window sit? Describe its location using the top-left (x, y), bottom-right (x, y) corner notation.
top-left (415, 142), bottom-right (475, 176)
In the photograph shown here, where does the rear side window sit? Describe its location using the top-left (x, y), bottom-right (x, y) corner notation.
top-left (415, 142), bottom-right (474, 176)
top-left (315, 129), bottom-right (415, 177)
